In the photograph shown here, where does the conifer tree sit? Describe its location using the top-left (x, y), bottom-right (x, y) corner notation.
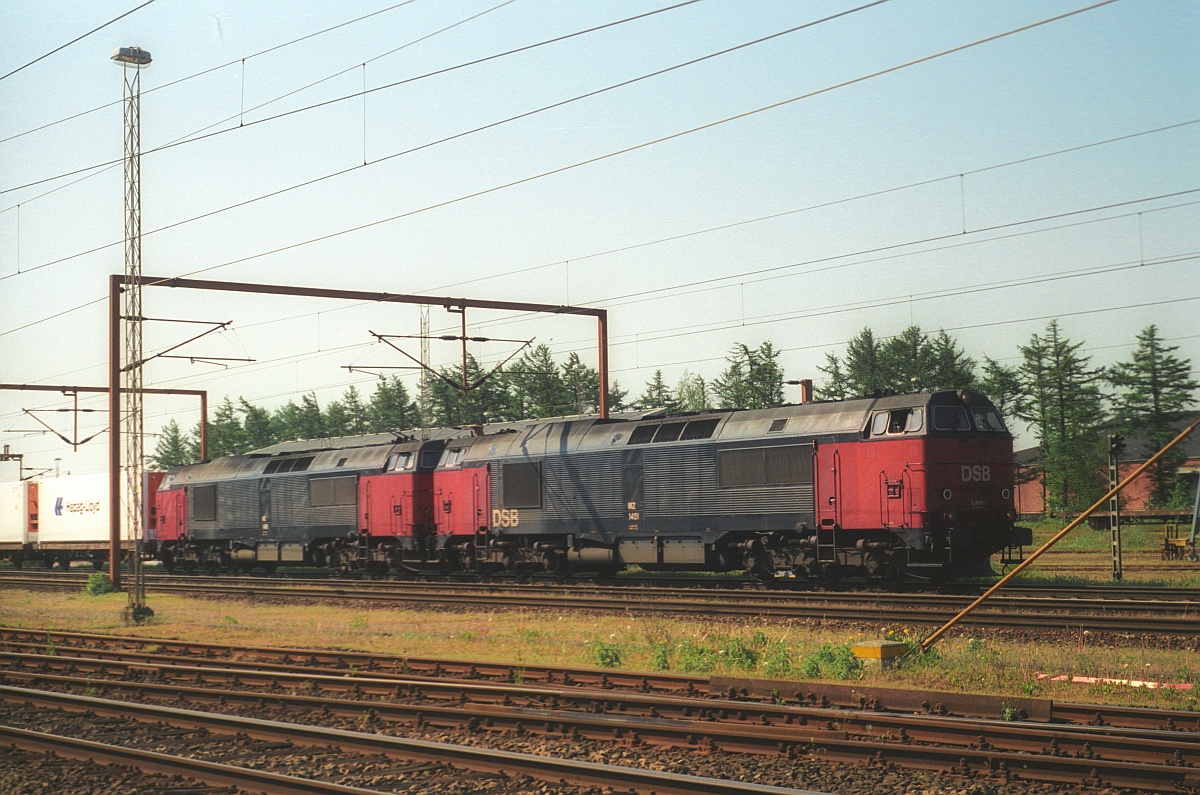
top-left (1108, 325), bottom-right (1199, 506)
top-left (561, 352), bottom-right (599, 415)
top-left (271, 401), bottom-right (303, 442)
top-left (816, 352), bottom-right (850, 401)
top-left (508, 344), bottom-right (572, 419)
top-left (367, 376), bottom-right (419, 431)
top-left (926, 330), bottom-right (978, 391)
top-left (607, 380), bottom-right (630, 412)
top-left (323, 400), bottom-right (351, 437)
top-left (430, 354), bottom-right (508, 426)
top-left (819, 326), bottom-right (975, 398)
top-left (296, 393), bottom-right (325, 438)
top-left (843, 328), bottom-right (887, 396)
top-left (880, 326), bottom-right (934, 392)
top-left (711, 342), bottom-right (785, 409)
top-left (637, 370), bottom-right (678, 411)
top-left (239, 398), bottom-right (275, 450)
top-left (1015, 320), bottom-right (1107, 512)
top-left (979, 357), bottom-right (1023, 419)
top-left (339, 385), bottom-right (370, 434)
top-left (207, 397), bottom-right (247, 458)
top-left (148, 419), bottom-right (196, 469)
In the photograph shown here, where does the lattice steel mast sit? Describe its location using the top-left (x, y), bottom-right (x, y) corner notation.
top-left (419, 305), bottom-right (431, 429)
top-left (113, 45), bottom-right (153, 622)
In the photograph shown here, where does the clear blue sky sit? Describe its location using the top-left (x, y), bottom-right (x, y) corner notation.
top-left (1, 0), bottom-right (1197, 477)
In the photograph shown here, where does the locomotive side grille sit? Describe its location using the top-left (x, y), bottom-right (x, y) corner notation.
top-left (202, 480), bottom-right (254, 528)
top-left (545, 451), bottom-right (622, 518)
top-left (270, 476), bottom-right (356, 526)
top-left (192, 485), bottom-right (216, 521)
top-left (491, 452), bottom-right (623, 522)
top-left (644, 446), bottom-right (813, 515)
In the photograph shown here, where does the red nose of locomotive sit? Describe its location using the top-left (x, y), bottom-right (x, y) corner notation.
top-left (921, 393), bottom-right (1031, 557)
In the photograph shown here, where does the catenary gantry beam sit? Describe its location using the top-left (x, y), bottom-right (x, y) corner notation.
top-left (0, 384), bottom-right (208, 460)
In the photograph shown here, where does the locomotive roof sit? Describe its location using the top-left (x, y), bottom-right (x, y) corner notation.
top-left (247, 427), bottom-right (465, 456)
top-left (476, 409), bottom-right (667, 435)
top-left (451, 391), bottom-right (1005, 462)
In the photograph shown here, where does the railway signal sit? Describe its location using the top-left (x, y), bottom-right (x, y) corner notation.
top-left (1108, 433), bottom-right (1125, 581)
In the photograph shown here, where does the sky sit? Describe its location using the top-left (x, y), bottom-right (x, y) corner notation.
top-left (1, 0), bottom-right (1197, 478)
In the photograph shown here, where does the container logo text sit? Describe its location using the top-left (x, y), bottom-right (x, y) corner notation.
top-left (55, 497), bottom-right (101, 516)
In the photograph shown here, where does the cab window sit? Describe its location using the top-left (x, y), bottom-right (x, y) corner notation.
top-left (872, 408), bottom-right (923, 435)
top-left (971, 408), bottom-right (1007, 432)
top-left (887, 409), bottom-right (910, 433)
top-left (933, 406), bottom-right (970, 431)
top-left (871, 413), bottom-right (888, 435)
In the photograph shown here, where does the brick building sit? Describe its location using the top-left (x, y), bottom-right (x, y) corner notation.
top-left (1013, 413), bottom-right (1200, 518)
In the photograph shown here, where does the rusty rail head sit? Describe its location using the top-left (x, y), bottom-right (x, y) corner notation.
top-left (916, 416), bottom-right (1200, 655)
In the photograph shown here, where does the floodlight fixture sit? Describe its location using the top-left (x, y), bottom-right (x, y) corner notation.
top-left (111, 46), bottom-right (151, 67)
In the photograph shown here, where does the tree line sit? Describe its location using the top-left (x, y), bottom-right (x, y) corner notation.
top-left (151, 323), bottom-right (1197, 513)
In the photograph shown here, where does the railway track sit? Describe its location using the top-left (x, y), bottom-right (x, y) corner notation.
top-left (4, 571), bottom-right (1198, 635)
top-left (7, 566), bottom-right (1200, 600)
top-left (6, 566), bottom-right (1200, 599)
top-left (1, 629), bottom-right (1196, 793)
top-left (1, 687), bottom-right (808, 795)
top-left (3, 628), bottom-right (1198, 730)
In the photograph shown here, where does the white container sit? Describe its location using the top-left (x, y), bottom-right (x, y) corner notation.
top-left (0, 481), bottom-right (30, 545)
top-left (36, 474), bottom-right (126, 546)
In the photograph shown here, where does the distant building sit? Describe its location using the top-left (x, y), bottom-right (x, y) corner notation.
top-left (1013, 412), bottom-right (1200, 518)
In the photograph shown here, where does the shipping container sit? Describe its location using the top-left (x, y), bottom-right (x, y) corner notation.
top-left (36, 474), bottom-right (126, 547)
top-left (0, 481), bottom-right (32, 548)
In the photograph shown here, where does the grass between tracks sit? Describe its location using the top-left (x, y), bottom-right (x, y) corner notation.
top-left (989, 519), bottom-right (1200, 586)
top-left (1, 582), bottom-right (1195, 715)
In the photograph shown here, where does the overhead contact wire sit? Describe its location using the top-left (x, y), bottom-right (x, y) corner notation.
top-left (1, 0), bottom-right (896, 275)
top-left (0, 0), bottom-right (158, 82)
top-left (0, 0), bottom-right (421, 142)
top-left (0, 0), bottom-right (704, 195)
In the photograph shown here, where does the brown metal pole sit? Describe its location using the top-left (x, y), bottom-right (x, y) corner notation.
top-left (597, 310), bottom-right (609, 420)
top-left (198, 391), bottom-right (208, 461)
top-left (918, 416), bottom-right (1200, 654)
top-left (460, 309), bottom-right (468, 396)
top-left (108, 275), bottom-right (122, 587)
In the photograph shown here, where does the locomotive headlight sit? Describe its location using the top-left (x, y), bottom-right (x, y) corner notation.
top-left (944, 511), bottom-right (958, 526)
top-left (1001, 488), bottom-right (1011, 500)
top-left (942, 489), bottom-right (952, 501)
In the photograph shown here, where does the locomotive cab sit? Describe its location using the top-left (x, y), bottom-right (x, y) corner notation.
top-left (848, 390), bottom-right (1030, 579)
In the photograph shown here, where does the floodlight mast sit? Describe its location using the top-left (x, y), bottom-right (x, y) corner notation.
top-left (111, 45), bottom-right (152, 621)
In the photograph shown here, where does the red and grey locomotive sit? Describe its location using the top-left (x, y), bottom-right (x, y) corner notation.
top-left (149, 389), bottom-right (1030, 581)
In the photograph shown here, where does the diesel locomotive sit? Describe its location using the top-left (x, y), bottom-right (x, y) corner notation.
top-left (144, 389), bottom-right (1031, 582)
